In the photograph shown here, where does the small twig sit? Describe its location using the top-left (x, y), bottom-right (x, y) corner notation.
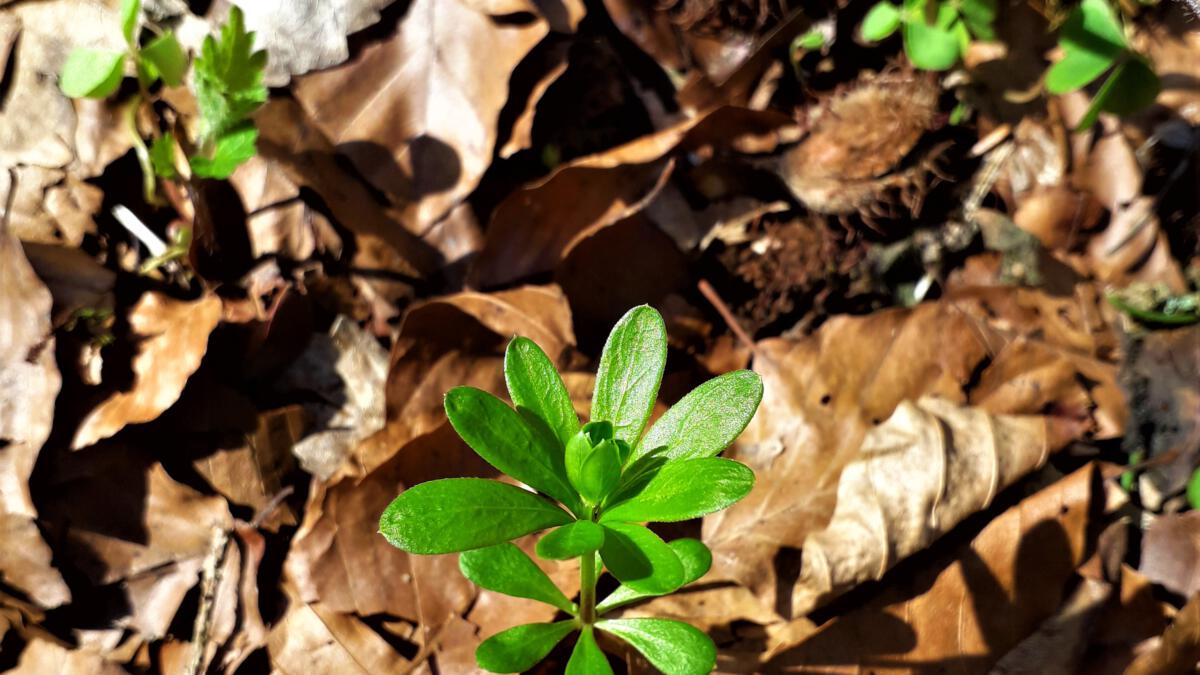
top-left (185, 526), bottom-right (231, 675)
top-left (1, 168), bottom-right (16, 233)
top-left (249, 485), bottom-right (294, 529)
top-left (111, 204), bottom-right (168, 257)
top-left (697, 279), bottom-right (757, 354)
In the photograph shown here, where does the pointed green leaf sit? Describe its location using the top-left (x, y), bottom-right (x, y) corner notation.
top-left (578, 439), bottom-right (621, 503)
top-left (633, 370), bottom-right (762, 464)
top-left (599, 522), bottom-right (683, 594)
top-left (445, 386), bottom-right (579, 510)
top-left (597, 618), bottom-right (716, 675)
top-left (1045, 48), bottom-right (1114, 94)
top-left (591, 306), bottom-right (667, 444)
top-left (603, 458), bottom-right (754, 524)
top-left (60, 49), bottom-right (125, 99)
top-left (506, 336), bottom-right (580, 447)
top-left (120, 0), bottom-right (140, 44)
top-left (380, 478), bottom-right (572, 554)
top-left (460, 543), bottom-right (575, 614)
top-left (1095, 57), bottom-right (1160, 115)
top-left (537, 520), bottom-right (605, 560)
top-left (860, 2), bottom-right (902, 41)
top-left (597, 538), bottom-right (712, 614)
top-left (140, 32), bottom-right (188, 86)
top-left (903, 11), bottom-right (961, 71)
top-left (476, 621), bottom-right (576, 673)
top-left (566, 626), bottom-right (614, 675)
top-left (190, 124), bottom-right (258, 179)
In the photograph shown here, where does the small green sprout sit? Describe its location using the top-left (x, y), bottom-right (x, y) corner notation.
top-left (1045, 0), bottom-right (1160, 130)
top-left (380, 306), bottom-right (764, 674)
top-left (860, 0), bottom-right (996, 70)
top-left (1107, 283), bottom-right (1200, 326)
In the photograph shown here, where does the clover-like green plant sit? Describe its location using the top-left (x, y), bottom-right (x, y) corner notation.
top-left (379, 306), bottom-right (764, 674)
top-left (860, 0), bottom-right (997, 71)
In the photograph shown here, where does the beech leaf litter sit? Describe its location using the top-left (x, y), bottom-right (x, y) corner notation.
top-left (0, 0), bottom-right (1198, 672)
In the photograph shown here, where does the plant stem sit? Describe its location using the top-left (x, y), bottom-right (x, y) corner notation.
top-left (580, 550), bottom-right (596, 625)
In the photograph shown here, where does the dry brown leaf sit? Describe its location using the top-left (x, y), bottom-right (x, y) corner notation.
top-left (0, 515), bottom-right (70, 610)
top-left (228, 157), bottom-right (340, 261)
top-left (498, 41), bottom-right (570, 159)
top-left (8, 638), bottom-right (125, 675)
top-left (707, 287), bottom-right (1118, 617)
top-left (1140, 512), bottom-right (1200, 600)
top-left (193, 406), bottom-right (302, 527)
top-left (761, 464), bottom-right (1100, 673)
top-left (470, 106), bottom-right (797, 287)
top-left (1124, 590), bottom-right (1200, 675)
top-left (268, 584), bottom-right (411, 674)
top-left (20, 242), bottom-right (116, 326)
top-left (292, 0), bottom-right (549, 232)
top-left (72, 291), bottom-right (222, 449)
top-left (989, 577), bottom-right (1111, 675)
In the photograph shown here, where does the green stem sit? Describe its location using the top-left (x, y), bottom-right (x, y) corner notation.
top-left (580, 550), bottom-right (596, 625)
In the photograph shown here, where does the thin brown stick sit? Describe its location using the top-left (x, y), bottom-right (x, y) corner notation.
top-left (698, 279), bottom-right (757, 353)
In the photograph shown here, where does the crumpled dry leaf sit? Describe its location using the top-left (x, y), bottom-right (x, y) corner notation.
top-left (0, 228), bottom-right (69, 609)
top-left (193, 406), bottom-right (302, 527)
top-left (470, 106), bottom-right (798, 287)
top-left (1140, 512), bottom-right (1200, 600)
top-left (761, 464), bottom-right (1100, 673)
top-left (228, 157), bottom-right (341, 261)
top-left (72, 291), bottom-right (222, 449)
top-left (788, 396), bottom-right (1067, 616)
top-left (292, 0), bottom-right (550, 232)
top-left (8, 638), bottom-right (125, 675)
top-left (707, 287), bottom-right (1119, 617)
top-left (0, 167), bottom-right (104, 245)
top-left (267, 584), bottom-right (411, 674)
top-left (20, 242), bottom-right (116, 326)
top-left (1124, 589), bottom-right (1200, 675)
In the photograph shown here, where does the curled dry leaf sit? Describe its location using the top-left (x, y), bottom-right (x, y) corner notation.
top-left (268, 584), bottom-right (410, 675)
top-left (292, 0), bottom-right (550, 232)
top-left (471, 106), bottom-right (798, 288)
top-left (193, 406), bottom-right (302, 527)
top-left (72, 291), bottom-right (222, 449)
top-left (706, 287), bottom-right (1119, 617)
top-left (228, 157), bottom-right (341, 261)
top-left (0, 228), bottom-right (69, 609)
top-left (762, 464), bottom-right (1100, 673)
top-left (1124, 589), bottom-right (1200, 675)
top-left (8, 638), bottom-right (124, 675)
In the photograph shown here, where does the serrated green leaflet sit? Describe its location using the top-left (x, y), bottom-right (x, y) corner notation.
top-left (140, 32), bottom-right (188, 87)
top-left (537, 520), bottom-right (605, 560)
top-left (591, 306), bottom-right (667, 444)
top-left (445, 386), bottom-right (580, 510)
top-left (476, 621), bottom-right (576, 673)
top-left (603, 458), bottom-right (754, 524)
top-left (567, 626), bottom-right (613, 675)
top-left (634, 370), bottom-right (762, 464)
top-left (506, 336), bottom-right (580, 447)
top-left (599, 522), bottom-right (683, 594)
top-left (380, 478), bottom-right (571, 554)
top-left (861, 2), bottom-right (902, 41)
top-left (60, 49), bottom-right (125, 99)
top-left (460, 543), bottom-right (576, 614)
top-left (597, 538), bottom-right (711, 614)
top-left (190, 124), bottom-right (258, 179)
top-left (193, 6), bottom-right (267, 148)
top-left (597, 618), bottom-right (716, 675)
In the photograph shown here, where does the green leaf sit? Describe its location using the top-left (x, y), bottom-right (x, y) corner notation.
top-left (597, 538), bottom-right (712, 614)
top-left (60, 49), bottom-right (125, 99)
top-left (959, 0), bottom-right (996, 40)
top-left (445, 386), bottom-right (580, 510)
top-left (861, 2), bottom-right (902, 41)
top-left (903, 9), bottom-right (961, 71)
top-left (120, 0), bottom-right (140, 44)
top-left (1188, 468), bottom-right (1200, 510)
top-left (537, 520), bottom-right (605, 560)
top-left (380, 478), bottom-right (572, 554)
top-left (476, 621), bottom-right (576, 673)
top-left (505, 336), bottom-right (580, 447)
top-left (591, 305), bottom-right (667, 444)
top-left (1045, 49), bottom-right (1115, 94)
top-left (577, 439), bottom-right (622, 504)
top-left (189, 124), bottom-right (258, 179)
top-left (1060, 0), bottom-right (1127, 55)
top-left (599, 522), bottom-right (683, 594)
top-left (1074, 57), bottom-right (1159, 131)
top-left (633, 370), bottom-right (762, 464)
top-left (149, 133), bottom-right (178, 180)
top-left (566, 626), bottom-right (613, 675)
top-left (460, 543), bottom-right (575, 614)
top-left (603, 458), bottom-right (754, 523)
top-left (792, 28), bottom-right (826, 51)
top-left (597, 618), bottom-right (716, 675)
top-left (193, 5), bottom-right (268, 145)
top-left (140, 32), bottom-right (188, 86)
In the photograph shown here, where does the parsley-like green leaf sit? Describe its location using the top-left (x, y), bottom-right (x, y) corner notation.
top-left (192, 5), bottom-right (267, 158)
top-left (190, 124), bottom-right (257, 179)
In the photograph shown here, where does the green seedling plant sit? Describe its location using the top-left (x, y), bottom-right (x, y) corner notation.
top-left (860, 0), bottom-right (997, 70)
top-left (380, 306), bottom-right (764, 674)
top-left (60, 0), bottom-right (267, 195)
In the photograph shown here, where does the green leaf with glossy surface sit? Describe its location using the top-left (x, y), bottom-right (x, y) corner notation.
top-left (120, 0), bottom-right (140, 44)
top-left (591, 306), bottom-right (667, 444)
top-left (903, 8), bottom-right (961, 71)
top-left (577, 439), bottom-right (621, 503)
top-left (537, 520), bottom-right (605, 560)
top-left (603, 458), bottom-right (754, 523)
top-left (60, 49), bottom-right (125, 98)
top-left (460, 543), bottom-right (575, 614)
top-left (505, 336), bottom-right (580, 447)
top-left (140, 32), bottom-right (188, 86)
top-left (599, 522), bottom-right (683, 594)
top-left (566, 626), bottom-right (613, 675)
top-left (380, 478), bottom-right (571, 554)
top-left (861, 2), bottom-right (902, 41)
top-left (445, 386), bottom-right (579, 509)
top-left (633, 370), bottom-right (762, 464)
top-left (597, 538), bottom-right (712, 613)
top-left (190, 124), bottom-right (258, 179)
top-left (597, 618), bottom-right (716, 675)
top-left (476, 621), bottom-right (576, 673)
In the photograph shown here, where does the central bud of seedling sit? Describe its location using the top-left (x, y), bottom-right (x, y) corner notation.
top-left (565, 421), bottom-right (630, 510)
